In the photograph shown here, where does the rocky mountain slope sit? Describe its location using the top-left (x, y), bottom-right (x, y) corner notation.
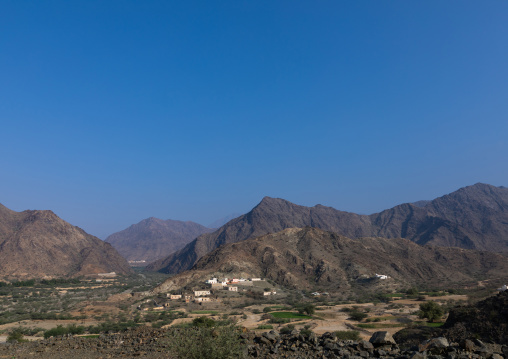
top-left (106, 218), bottom-right (213, 262)
top-left (153, 227), bottom-right (508, 293)
top-left (0, 203), bottom-right (132, 278)
top-left (148, 183), bottom-right (508, 274)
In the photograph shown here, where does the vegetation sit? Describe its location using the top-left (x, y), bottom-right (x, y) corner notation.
top-left (270, 311), bottom-right (312, 319)
top-left (277, 324), bottom-right (293, 334)
top-left (349, 310), bottom-right (368, 321)
top-left (335, 330), bottom-right (361, 341)
top-left (44, 324), bottom-right (85, 339)
top-left (296, 303), bottom-right (315, 316)
top-left (256, 324), bottom-right (273, 329)
top-left (418, 301), bottom-right (444, 323)
top-left (165, 325), bottom-right (245, 359)
top-left (7, 328), bottom-right (29, 343)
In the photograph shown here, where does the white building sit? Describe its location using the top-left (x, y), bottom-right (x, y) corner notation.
top-left (497, 284), bottom-right (508, 292)
top-left (194, 290), bottom-right (211, 297)
top-left (205, 278), bottom-right (218, 284)
top-left (375, 273), bottom-right (388, 280)
top-left (228, 286), bottom-right (238, 292)
top-left (195, 297), bottom-right (211, 303)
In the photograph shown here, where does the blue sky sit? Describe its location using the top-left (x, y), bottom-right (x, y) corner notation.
top-left (1, 1), bottom-right (507, 238)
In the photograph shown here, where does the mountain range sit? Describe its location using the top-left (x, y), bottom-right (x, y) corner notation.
top-left (0, 203), bottom-right (132, 279)
top-left (105, 218), bottom-right (213, 263)
top-left (147, 183), bottom-right (508, 274)
top-left (154, 227), bottom-right (508, 294)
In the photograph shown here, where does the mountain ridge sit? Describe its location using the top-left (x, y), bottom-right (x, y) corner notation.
top-left (153, 227), bottom-right (508, 294)
top-left (147, 183), bottom-right (508, 274)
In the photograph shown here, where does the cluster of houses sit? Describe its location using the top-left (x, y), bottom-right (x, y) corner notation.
top-left (165, 291), bottom-right (214, 303)
top-left (160, 277), bottom-right (275, 304)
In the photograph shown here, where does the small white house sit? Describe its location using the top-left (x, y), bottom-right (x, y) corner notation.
top-left (228, 286), bottom-right (238, 292)
top-left (206, 278), bottom-right (218, 284)
top-left (169, 294), bottom-right (182, 300)
top-left (375, 273), bottom-right (388, 280)
top-left (498, 284), bottom-right (508, 292)
top-left (250, 278), bottom-right (262, 281)
top-left (194, 290), bottom-right (211, 297)
top-left (195, 297), bottom-right (211, 303)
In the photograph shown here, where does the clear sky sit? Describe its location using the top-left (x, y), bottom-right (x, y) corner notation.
top-left (1, 1), bottom-right (507, 239)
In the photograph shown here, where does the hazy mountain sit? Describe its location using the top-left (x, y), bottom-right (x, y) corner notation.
top-left (0, 203), bottom-right (132, 279)
top-left (106, 218), bottom-right (214, 263)
top-left (153, 227), bottom-right (508, 293)
top-left (147, 183), bottom-right (508, 274)
top-left (207, 213), bottom-right (243, 229)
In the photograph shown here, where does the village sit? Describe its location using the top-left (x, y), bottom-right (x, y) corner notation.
top-left (137, 277), bottom-right (277, 311)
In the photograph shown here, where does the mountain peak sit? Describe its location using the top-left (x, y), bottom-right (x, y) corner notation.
top-left (0, 204), bottom-right (132, 278)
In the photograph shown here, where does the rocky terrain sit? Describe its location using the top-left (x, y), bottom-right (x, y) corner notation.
top-left (153, 227), bottom-right (508, 294)
top-left (2, 325), bottom-right (507, 358)
top-left (148, 183), bottom-right (508, 274)
top-left (0, 203), bottom-right (132, 278)
top-left (106, 217), bottom-right (213, 263)
top-left (443, 290), bottom-right (508, 345)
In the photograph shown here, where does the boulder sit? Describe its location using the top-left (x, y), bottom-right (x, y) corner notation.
top-left (369, 331), bottom-right (397, 346)
top-left (419, 337), bottom-right (451, 355)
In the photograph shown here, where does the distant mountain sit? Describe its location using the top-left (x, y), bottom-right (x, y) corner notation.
top-left (147, 183), bottom-right (508, 274)
top-left (153, 227), bottom-right (508, 294)
top-left (106, 218), bottom-right (214, 263)
top-left (207, 213), bottom-right (243, 229)
top-left (0, 203), bottom-right (132, 279)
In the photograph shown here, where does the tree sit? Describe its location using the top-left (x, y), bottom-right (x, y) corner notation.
top-left (406, 287), bottom-right (419, 297)
top-left (349, 310), bottom-right (368, 321)
top-left (418, 301), bottom-right (444, 322)
top-left (296, 303), bottom-right (315, 316)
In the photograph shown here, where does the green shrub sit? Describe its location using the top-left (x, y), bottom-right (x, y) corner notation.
top-left (349, 310), bottom-right (368, 321)
top-left (300, 327), bottom-right (313, 337)
top-left (335, 330), bottom-right (361, 341)
top-left (166, 325), bottom-right (246, 359)
top-left (269, 317), bottom-right (290, 324)
top-left (43, 324), bottom-right (85, 339)
top-left (279, 324), bottom-right (295, 334)
top-left (7, 328), bottom-right (28, 343)
top-left (256, 325), bottom-right (273, 329)
top-left (192, 316), bottom-right (216, 328)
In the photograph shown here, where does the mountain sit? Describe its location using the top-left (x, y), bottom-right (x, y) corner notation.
top-left (0, 203), bottom-right (132, 279)
top-left (207, 213), bottom-right (243, 229)
top-left (153, 227), bottom-right (508, 293)
top-left (147, 183), bottom-right (508, 274)
top-left (105, 218), bottom-right (214, 263)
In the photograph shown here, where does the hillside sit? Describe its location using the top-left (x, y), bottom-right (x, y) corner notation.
top-left (147, 183), bottom-right (508, 274)
top-left (106, 218), bottom-right (213, 263)
top-left (0, 204), bottom-right (132, 279)
top-left (153, 227), bottom-right (508, 293)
